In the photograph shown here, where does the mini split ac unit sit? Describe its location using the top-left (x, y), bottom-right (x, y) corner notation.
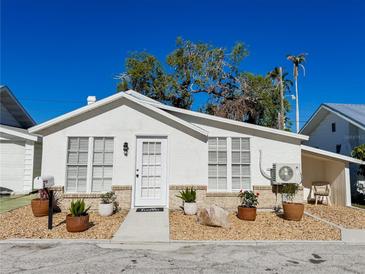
top-left (271, 163), bottom-right (301, 185)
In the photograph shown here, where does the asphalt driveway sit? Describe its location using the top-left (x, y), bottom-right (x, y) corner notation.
top-left (0, 242), bottom-right (364, 273)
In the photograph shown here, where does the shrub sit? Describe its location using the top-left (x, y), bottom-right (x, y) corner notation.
top-left (100, 191), bottom-right (119, 212)
top-left (281, 183), bottom-right (299, 203)
top-left (69, 199), bottom-right (90, 217)
top-left (176, 187), bottom-right (196, 203)
top-left (100, 192), bottom-right (116, 204)
top-left (238, 190), bottom-right (259, 208)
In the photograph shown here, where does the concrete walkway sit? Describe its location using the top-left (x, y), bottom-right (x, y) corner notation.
top-left (112, 209), bottom-right (169, 242)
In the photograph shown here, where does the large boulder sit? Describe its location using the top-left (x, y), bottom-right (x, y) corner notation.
top-left (197, 205), bottom-right (230, 228)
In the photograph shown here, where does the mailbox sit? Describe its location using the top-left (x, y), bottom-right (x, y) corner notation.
top-left (33, 176), bottom-right (55, 189)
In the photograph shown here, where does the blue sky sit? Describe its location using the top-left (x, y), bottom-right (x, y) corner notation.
top-left (1, 0), bottom-right (364, 129)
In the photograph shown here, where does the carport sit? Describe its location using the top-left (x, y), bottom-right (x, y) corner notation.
top-left (301, 145), bottom-right (364, 206)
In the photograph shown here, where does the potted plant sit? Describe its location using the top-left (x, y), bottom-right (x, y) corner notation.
top-left (66, 199), bottom-right (90, 232)
top-left (281, 183), bottom-right (304, 221)
top-left (176, 187), bottom-right (197, 215)
top-left (237, 190), bottom-right (259, 221)
top-left (31, 189), bottom-right (49, 217)
top-left (99, 191), bottom-right (117, 217)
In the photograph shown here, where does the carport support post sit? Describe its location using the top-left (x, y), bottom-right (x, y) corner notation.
top-left (48, 190), bottom-right (53, 230)
top-left (345, 166), bottom-right (351, 207)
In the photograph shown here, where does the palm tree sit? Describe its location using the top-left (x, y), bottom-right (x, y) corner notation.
top-left (268, 67), bottom-right (293, 129)
top-left (287, 53), bottom-right (307, 133)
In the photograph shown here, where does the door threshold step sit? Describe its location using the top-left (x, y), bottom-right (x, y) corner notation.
top-left (136, 208), bottom-right (164, 212)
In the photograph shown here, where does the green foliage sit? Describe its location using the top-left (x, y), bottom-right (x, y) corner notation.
top-left (69, 199), bottom-right (90, 217)
top-left (117, 37), bottom-right (293, 129)
top-left (176, 187), bottom-right (196, 203)
top-left (352, 144), bottom-right (365, 177)
top-left (100, 191), bottom-right (119, 212)
top-left (238, 190), bottom-right (259, 208)
top-left (281, 184), bottom-right (300, 203)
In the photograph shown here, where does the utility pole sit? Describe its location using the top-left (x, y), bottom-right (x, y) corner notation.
top-left (279, 67), bottom-right (285, 130)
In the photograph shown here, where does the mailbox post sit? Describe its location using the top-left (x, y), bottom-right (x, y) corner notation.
top-left (34, 176), bottom-right (55, 230)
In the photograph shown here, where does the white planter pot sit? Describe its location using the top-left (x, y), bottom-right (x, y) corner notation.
top-left (98, 203), bottom-right (114, 217)
top-left (357, 180), bottom-right (365, 194)
top-left (184, 202), bottom-right (197, 215)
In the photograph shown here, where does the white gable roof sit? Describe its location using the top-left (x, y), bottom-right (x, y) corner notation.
top-left (29, 90), bottom-right (308, 141)
top-left (29, 91), bottom-right (208, 138)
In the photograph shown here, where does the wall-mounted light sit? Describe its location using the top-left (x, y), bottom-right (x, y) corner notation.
top-left (123, 142), bottom-right (129, 156)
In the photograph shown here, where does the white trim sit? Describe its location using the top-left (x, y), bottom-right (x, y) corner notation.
top-left (301, 145), bottom-right (364, 164)
top-left (29, 89), bottom-right (307, 141)
top-left (0, 125), bottom-right (40, 142)
top-left (145, 102), bottom-right (309, 141)
top-left (345, 166), bottom-right (351, 207)
top-left (134, 137), bottom-right (168, 207)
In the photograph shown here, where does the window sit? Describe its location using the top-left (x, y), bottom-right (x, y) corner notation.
top-left (332, 123), bottom-right (336, 132)
top-left (208, 138), bottom-right (227, 191)
top-left (66, 137), bottom-right (89, 192)
top-left (92, 138), bottom-right (114, 192)
top-left (231, 138), bottom-right (251, 190)
top-left (336, 144), bottom-right (341, 154)
top-left (66, 137), bottom-right (114, 193)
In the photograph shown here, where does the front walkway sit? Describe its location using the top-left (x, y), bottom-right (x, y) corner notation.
top-left (112, 209), bottom-right (169, 242)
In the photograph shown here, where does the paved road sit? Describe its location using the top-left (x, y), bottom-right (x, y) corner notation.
top-left (0, 242), bottom-right (364, 273)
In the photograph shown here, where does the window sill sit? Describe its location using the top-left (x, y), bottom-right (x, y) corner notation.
top-left (206, 192), bottom-right (240, 197)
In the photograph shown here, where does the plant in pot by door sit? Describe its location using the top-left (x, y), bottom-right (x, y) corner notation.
top-left (237, 190), bottom-right (259, 221)
top-left (99, 192), bottom-right (118, 217)
top-left (176, 187), bottom-right (197, 215)
top-left (31, 189), bottom-right (49, 217)
top-left (281, 183), bottom-right (304, 221)
top-left (66, 199), bottom-right (91, 232)
top-left (351, 144), bottom-right (365, 206)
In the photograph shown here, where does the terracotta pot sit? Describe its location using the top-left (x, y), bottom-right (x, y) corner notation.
top-left (282, 202), bottom-right (304, 221)
top-left (66, 214), bottom-right (89, 232)
top-left (237, 206), bottom-right (257, 221)
top-left (31, 198), bottom-right (49, 217)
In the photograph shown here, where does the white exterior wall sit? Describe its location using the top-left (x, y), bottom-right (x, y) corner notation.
top-left (41, 100), bottom-right (207, 190)
top-left (166, 112), bottom-right (302, 187)
top-left (305, 112), bottom-right (365, 156)
top-left (0, 138), bottom-right (38, 193)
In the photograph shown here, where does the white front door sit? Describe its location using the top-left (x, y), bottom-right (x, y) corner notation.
top-left (135, 137), bottom-right (167, 207)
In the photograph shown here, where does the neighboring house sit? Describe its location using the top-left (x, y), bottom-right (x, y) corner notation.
top-left (300, 103), bottom-right (365, 202)
top-left (0, 86), bottom-right (42, 194)
top-left (300, 103), bottom-right (365, 155)
top-left (28, 90), bottom-right (363, 209)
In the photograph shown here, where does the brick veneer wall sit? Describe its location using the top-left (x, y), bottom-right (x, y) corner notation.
top-left (51, 184), bottom-right (303, 212)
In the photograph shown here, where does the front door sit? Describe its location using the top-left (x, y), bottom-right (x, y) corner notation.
top-left (135, 137), bottom-right (167, 207)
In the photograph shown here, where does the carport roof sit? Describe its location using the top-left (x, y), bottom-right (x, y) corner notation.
top-left (301, 145), bottom-right (364, 164)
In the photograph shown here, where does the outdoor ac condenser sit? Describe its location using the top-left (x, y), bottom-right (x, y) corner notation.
top-left (271, 163), bottom-right (301, 185)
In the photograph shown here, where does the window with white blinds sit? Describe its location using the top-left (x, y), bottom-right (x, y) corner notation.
top-left (66, 137), bottom-right (89, 192)
top-left (92, 137), bottom-right (114, 192)
top-left (208, 137), bottom-right (227, 191)
top-left (231, 138), bottom-right (251, 190)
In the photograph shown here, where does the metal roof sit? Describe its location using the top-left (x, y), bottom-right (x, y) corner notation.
top-left (0, 86), bottom-right (36, 129)
top-left (323, 103), bottom-right (365, 128)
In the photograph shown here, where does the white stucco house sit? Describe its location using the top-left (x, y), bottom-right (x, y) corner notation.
top-left (0, 86), bottom-right (42, 194)
top-left (28, 91), bottom-right (364, 209)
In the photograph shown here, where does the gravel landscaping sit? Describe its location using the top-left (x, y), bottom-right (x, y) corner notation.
top-left (170, 210), bottom-right (341, 241)
top-left (305, 204), bottom-right (365, 229)
top-left (0, 205), bottom-right (128, 240)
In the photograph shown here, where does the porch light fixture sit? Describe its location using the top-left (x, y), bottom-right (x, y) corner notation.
top-left (123, 142), bottom-right (129, 156)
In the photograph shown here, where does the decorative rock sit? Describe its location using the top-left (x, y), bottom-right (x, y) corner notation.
top-left (197, 205), bottom-right (230, 228)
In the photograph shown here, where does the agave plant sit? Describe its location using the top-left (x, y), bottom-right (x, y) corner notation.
top-left (176, 187), bottom-right (196, 203)
top-left (69, 199), bottom-right (91, 217)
